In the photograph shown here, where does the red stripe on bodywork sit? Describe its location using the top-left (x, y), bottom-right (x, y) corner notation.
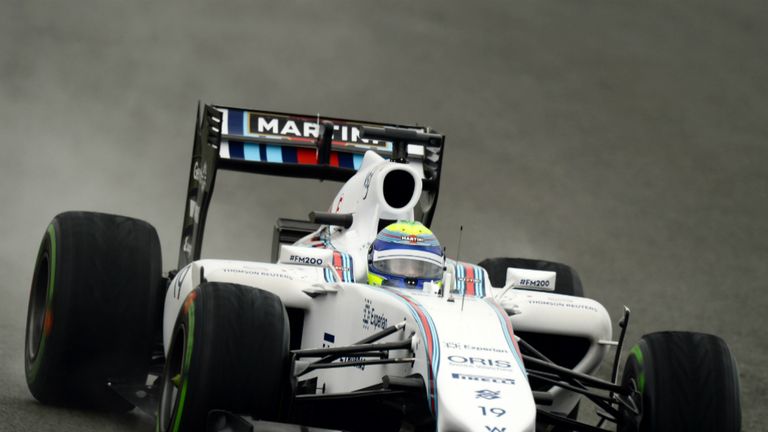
top-left (465, 265), bottom-right (475, 296)
top-left (332, 252), bottom-right (343, 279)
top-left (330, 152), bottom-right (340, 167)
top-left (492, 300), bottom-right (522, 359)
top-left (296, 148), bottom-right (317, 164)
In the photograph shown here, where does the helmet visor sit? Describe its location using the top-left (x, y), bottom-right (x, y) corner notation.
top-left (372, 258), bottom-right (444, 280)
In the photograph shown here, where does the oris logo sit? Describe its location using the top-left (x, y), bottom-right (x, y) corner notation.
top-left (447, 355), bottom-right (513, 369)
top-left (289, 255), bottom-right (324, 265)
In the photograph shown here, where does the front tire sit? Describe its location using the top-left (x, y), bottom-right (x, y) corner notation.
top-left (24, 211), bottom-right (163, 411)
top-left (157, 283), bottom-right (292, 432)
top-left (618, 331), bottom-right (741, 432)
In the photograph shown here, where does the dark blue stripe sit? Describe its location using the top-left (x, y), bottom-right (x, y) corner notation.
top-left (374, 241), bottom-right (443, 255)
top-left (228, 110), bottom-right (243, 135)
top-left (229, 141), bottom-right (244, 159)
top-left (338, 152), bottom-right (354, 168)
top-left (282, 147), bottom-right (298, 163)
top-left (259, 144), bottom-right (267, 161)
top-left (476, 266), bottom-right (485, 297)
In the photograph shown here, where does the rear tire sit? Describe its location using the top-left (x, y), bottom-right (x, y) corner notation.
top-left (24, 211), bottom-right (163, 411)
top-left (478, 257), bottom-right (584, 297)
top-left (618, 331), bottom-right (741, 432)
top-left (157, 283), bottom-right (292, 432)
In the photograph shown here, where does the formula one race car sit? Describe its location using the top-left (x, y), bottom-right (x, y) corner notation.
top-left (24, 105), bottom-right (741, 432)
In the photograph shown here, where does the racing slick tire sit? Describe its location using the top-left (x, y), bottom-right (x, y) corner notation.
top-left (618, 331), bottom-right (741, 432)
top-left (157, 283), bottom-right (292, 432)
top-left (24, 211), bottom-right (163, 411)
top-left (478, 257), bottom-right (584, 297)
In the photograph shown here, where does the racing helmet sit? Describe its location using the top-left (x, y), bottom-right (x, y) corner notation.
top-left (368, 221), bottom-right (445, 289)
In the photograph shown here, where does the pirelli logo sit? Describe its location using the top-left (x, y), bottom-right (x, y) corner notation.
top-left (451, 373), bottom-right (515, 385)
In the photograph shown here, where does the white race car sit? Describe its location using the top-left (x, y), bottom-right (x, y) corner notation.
top-left (24, 105), bottom-right (741, 432)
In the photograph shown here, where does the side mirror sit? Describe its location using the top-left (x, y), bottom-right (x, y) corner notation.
top-left (503, 267), bottom-right (557, 292)
top-left (439, 271), bottom-right (455, 299)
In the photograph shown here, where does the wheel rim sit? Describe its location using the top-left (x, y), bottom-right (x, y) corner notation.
top-left (159, 324), bottom-right (186, 431)
top-left (26, 252), bottom-right (49, 361)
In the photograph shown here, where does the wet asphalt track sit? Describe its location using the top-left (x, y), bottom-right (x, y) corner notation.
top-left (1, 1), bottom-right (767, 430)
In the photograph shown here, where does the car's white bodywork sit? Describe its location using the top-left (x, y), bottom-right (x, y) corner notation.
top-left (163, 151), bottom-right (613, 432)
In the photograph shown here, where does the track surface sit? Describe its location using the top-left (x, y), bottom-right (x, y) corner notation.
top-left (1, 1), bottom-right (766, 430)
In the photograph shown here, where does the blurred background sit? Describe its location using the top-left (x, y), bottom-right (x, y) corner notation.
top-left (1, 0), bottom-right (766, 430)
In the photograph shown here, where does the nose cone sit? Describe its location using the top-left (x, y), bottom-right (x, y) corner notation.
top-left (436, 378), bottom-right (537, 432)
top-left (400, 281), bottom-right (537, 431)
top-left (426, 297), bottom-right (537, 432)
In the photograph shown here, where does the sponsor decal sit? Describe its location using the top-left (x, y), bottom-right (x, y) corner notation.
top-left (173, 265), bottom-right (192, 299)
top-left (452, 373), bottom-right (515, 385)
top-left (475, 389), bottom-right (501, 400)
top-left (222, 268), bottom-right (293, 280)
top-left (445, 342), bottom-right (507, 353)
top-left (362, 298), bottom-right (389, 331)
top-left (485, 427), bottom-right (506, 432)
top-left (188, 198), bottom-right (200, 223)
top-left (506, 267), bottom-right (556, 291)
top-left (363, 171), bottom-right (374, 199)
top-left (448, 355), bottom-right (513, 370)
top-left (289, 255), bottom-right (324, 265)
top-left (479, 406), bottom-right (507, 417)
top-left (193, 161), bottom-right (208, 189)
top-left (248, 114), bottom-right (385, 145)
top-left (527, 299), bottom-right (598, 312)
top-left (321, 332), bottom-right (364, 369)
top-left (403, 235), bottom-right (420, 243)
top-left (182, 235), bottom-right (192, 256)
top-left (339, 355), bottom-right (366, 370)
top-left (518, 279), bottom-right (549, 288)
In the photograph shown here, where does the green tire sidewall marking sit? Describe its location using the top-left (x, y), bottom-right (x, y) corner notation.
top-left (28, 224), bottom-right (57, 383)
top-left (171, 300), bottom-right (195, 432)
top-left (629, 344), bottom-right (645, 394)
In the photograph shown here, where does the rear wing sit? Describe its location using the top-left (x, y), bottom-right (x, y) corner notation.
top-left (178, 104), bottom-right (446, 268)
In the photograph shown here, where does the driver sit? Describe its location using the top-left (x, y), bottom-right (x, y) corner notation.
top-left (368, 221), bottom-right (445, 289)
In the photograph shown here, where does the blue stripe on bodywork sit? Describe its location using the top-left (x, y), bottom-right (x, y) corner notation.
top-left (259, 144), bottom-right (268, 161)
top-left (243, 143), bottom-right (261, 161)
top-left (282, 147), bottom-right (298, 163)
top-left (324, 268), bottom-right (335, 282)
top-left (341, 253), bottom-right (353, 281)
top-left (475, 265), bottom-right (485, 297)
top-left (373, 287), bottom-right (440, 415)
top-left (455, 264), bottom-right (465, 294)
top-left (338, 152), bottom-right (353, 168)
top-left (229, 141), bottom-right (245, 159)
top-left (266, 145), bottom-right (283, 162)
top-left (228, 109), bottom-right (243, 135)
top-left (375, 241), bottom-right (443, 255)
top-left (353, 154), bottom-right (363, 169)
